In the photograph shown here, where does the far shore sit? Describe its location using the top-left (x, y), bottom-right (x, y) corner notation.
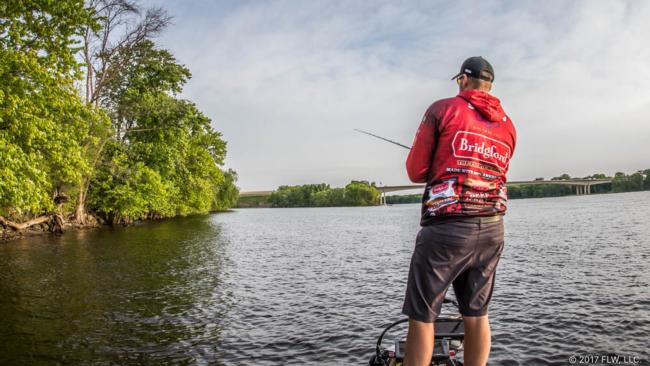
top-left (236, 189), bottom-right (648, 209)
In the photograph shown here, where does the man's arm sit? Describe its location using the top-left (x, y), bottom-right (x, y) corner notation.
top-left (406, 115), bottom-right (437, 183)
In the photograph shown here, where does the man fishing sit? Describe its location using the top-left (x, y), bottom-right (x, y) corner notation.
top-left (402, 57), bottom-right (517, 366)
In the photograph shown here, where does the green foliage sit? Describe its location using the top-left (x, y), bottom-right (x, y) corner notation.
top-left (388, 170), bottom-right (650, 204)
top-left (344, 180), bottom-right (380, 206)
top-left (89, 94), bottom-right (237, 222)
top-left (506, 170), bottom-right (650, 198)
top-left (507, 184), bottom-right (574, 199)
top-left (310, 188), bottom-right (346, 207)
top-left (88, 143), bottom-right (177, 222)
top-left (551, 173), bottom-right (571, 180)
top-left (268, 181), bottom-right (379, 207)
top-left (214, 170), bottom-right (240, 211)
top-left (612, 170), bottom-right (646, 192)
top-left (268, 184), bottom-right (330, 207)
top-left (93, 37), bottom-right (235, 218)
top-left (1, 1), bottom-right (238, 223)
top-left (588, 173), bottom-right (608, 179)
top-left (100, 40), bottom-right (192, 136)
top-left (386, 194), bottom-right (421, 204)
top-left (0, 0), bottom-right (103, 214)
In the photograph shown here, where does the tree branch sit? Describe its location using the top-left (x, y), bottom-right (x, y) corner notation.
top-left (0, 215), bottom-right (50, 231)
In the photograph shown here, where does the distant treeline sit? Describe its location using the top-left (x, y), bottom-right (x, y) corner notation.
top-left (509, 170), bottom-right (649, 198)
top-left (386, 195), bottom-right (422, 204)
top-left (386, 169), bottom-right (650, 204)
top-left (268, 181), bottom-right (380, 207)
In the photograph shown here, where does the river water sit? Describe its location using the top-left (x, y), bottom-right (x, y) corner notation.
top-left (1, 191), bottom-right (649, 365)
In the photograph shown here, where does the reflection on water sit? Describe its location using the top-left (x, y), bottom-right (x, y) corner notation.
top-left (0, 217), bottom-right (231, 365)
top-left (1, 192), bottom-right (649, 365)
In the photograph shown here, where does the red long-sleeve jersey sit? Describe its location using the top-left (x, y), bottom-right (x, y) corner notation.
top-left (406, 89), bottom-right (517, 226)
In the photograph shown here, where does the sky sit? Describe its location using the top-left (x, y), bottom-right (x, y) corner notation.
top-left (142, 0), bottom-right (650, 191)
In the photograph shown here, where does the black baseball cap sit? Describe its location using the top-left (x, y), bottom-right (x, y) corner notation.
top-left (451, 56), bottom-right (494, 82)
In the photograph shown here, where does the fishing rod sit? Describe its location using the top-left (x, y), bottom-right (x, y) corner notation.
top-left (353, 128), bottom-right (411, 150)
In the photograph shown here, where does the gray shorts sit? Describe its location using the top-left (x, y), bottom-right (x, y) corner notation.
top-left (402, 216), bottom-right (505, 322)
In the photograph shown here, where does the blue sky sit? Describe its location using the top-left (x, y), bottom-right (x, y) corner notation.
top-left (143, 0), bottom-right (650, 191)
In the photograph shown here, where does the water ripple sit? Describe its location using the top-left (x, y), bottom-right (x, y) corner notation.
top-left (0, 192), bottom-right (648, 364)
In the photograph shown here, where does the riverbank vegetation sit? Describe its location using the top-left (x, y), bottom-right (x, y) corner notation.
top-left (267, 181), bottom-right (380, 208)
top-left (508, 170), bottom-right (649, 198)
top-left (1, 0), bottom-right (237, 237)
top-left (385, 169), bottom-right (650, 204)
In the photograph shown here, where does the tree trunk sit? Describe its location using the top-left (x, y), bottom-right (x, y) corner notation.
top-left (74, 183), bottom-right (87, 225)
top-left (51, 214), bottom-right (65, 234)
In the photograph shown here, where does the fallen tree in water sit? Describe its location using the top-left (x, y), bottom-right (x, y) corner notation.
top-left (0, 214), bottom-right (66, 238)
top-left (0, 215), bottom-right (51, 231)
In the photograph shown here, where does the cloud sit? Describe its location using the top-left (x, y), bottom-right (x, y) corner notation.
top-left (148, 0), bottom-right (650, 190)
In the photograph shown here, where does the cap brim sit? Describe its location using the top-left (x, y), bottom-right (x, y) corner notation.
top-left (451, 72), bottom-right (463, 80)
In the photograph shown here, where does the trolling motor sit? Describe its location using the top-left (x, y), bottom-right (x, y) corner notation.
top-left (369, 298), bottom-right (465, 366)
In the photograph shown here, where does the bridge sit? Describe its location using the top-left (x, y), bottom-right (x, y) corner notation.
top-left (374, 179), bottom-right (612, 204)
top-left (240, 179), bottom-right (613, 205)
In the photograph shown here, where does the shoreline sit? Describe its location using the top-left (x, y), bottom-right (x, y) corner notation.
top-left (3, 190), bottom-right (645, 241)
top-left (237, 189), bottom-right (648, 209)
top-left (0, 209), bottom-right (235, 243)
top-left (1, 220), bottom-right (99, 242)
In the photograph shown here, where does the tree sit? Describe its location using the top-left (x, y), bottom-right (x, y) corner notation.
top-left (268, 184), bottom-right (329, 207)
top-left (214, 170), bottom-right (239, 211)
top-left (268, 182), bottom-right (378, 207)
top-left (73, 0), bottom-right (172, 224)
top-left (1, 0), bottom-right (237, 231)
top-left (551, 174), bottom-right (571, 180)
top-left (629, 171), bottom-right (644, 191)
top-left (89, 94), bottom-right (233, 222)
top-left (386, 194), bottom-right (421, 204)
top-left (78, 2), bottom-right (236, 223)
top-left (99, 40), bottom-right (190, 138)
top-left (87, 142), bottom-right (175, 224)
top-left (344, 181), bottom-right (380, 206)
top-left (589, 173), bottom-right (608, 179)
top-left (0, 0), bottom-right (108, 226)
top-left (311, 190), bottom-right (332, 207)
top-left (612, 172), bottom-right (629, 192)
top-left (81, 0), bottom-right (171, 106)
